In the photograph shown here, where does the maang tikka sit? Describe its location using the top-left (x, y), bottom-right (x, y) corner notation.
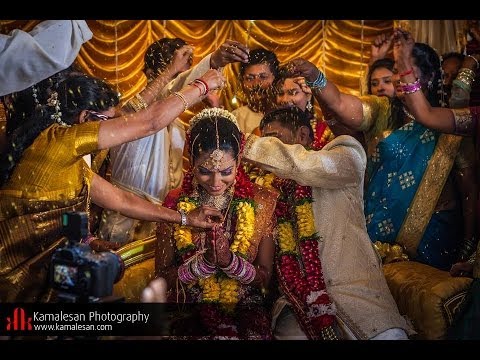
top-left (208, 118), bottom-right (225, 171)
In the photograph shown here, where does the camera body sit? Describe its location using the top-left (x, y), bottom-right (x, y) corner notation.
top-left (50, 212), bottom-right (124, 302)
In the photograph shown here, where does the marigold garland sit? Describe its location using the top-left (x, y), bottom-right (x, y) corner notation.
top-left (174, 165), bottom-right (255, 310)
top-left (272, 177), bottom-right (337, 338)
top-left (254, 115), bottom-right (338, 338)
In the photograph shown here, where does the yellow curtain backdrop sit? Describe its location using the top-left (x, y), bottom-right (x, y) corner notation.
top-left (0, 19), bottom-right (464, 172)
top-left (0, 20), bottom-right (393, 106)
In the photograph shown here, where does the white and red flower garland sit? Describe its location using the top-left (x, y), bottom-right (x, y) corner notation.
top-left (272, 177), bottom-right (336, 336)
top-left (257, 127), bottom-right (337, 339)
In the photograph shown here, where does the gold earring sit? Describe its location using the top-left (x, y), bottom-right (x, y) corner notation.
top-left (191, 177), bottom-right (200, 198)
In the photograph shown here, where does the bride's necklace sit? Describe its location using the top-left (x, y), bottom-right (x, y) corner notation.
top-left (197, 186), bottom-right (234, 212)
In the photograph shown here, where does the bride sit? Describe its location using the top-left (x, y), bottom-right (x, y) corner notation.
top-left (155, 108), bottom-right (278, 339)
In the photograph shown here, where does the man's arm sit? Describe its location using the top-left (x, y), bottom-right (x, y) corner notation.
top-left (243, 134), bottom-right (366, 189)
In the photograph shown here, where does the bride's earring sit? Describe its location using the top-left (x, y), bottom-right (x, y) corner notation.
top-left (191, 177), bottom-right (200, 198)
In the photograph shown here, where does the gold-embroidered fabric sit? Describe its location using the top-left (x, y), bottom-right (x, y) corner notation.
top-left (0, 121), bottom-right (100, 201)
top-left (358, 95), bottom-right (394, 158)
top-left (396, 134), bottom-right (462, 258)
top-left (0, 189), bottom-right (88, 302)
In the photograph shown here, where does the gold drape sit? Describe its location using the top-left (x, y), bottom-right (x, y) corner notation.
top-left (0, 20), bottom-right (465, 114)
top-left (0, 20), bottom-right (394, 107)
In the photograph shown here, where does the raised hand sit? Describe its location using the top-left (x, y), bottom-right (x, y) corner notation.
top-left (284, 58), bottom-right (319, 83)
top-left (203, 90), bottom-right (223, 108)
top-left (393, 28), bottom-right (415, 73)
top-left (186, 205), bottom-right (223, 229)
top-left (210, 39), bottom-right (249, 69)
top-left (198, 69), bottom-right (226, 92)
top-left (169, 44), bottom-right (194, 75)
top-left (370, 33), bottom-right (394, 64)
top-left (292, 77), bottom-right (313, 95)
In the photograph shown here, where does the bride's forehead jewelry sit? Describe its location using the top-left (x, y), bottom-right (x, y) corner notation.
top-left (188, 107), bottom-right (240, 134)
top-left (189, 107), bottom-right (241, 170)
top-left (209, 118), bottom-right (224, 171)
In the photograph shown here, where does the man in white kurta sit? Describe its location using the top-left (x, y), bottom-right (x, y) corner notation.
top-left (243, 108), bottom-right (414, 339)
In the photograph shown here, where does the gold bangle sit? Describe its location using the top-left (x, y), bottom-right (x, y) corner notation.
top-left (128, 96), bottom-right (143, 113)
top-left (134, 93), bottom-right (148, 109)
top-left (172, 91), bottom-right (188, 112)
top-left (466, 55), bottom-right (480, 70)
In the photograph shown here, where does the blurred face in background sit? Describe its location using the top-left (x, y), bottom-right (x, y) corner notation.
top-left (242, 63), bottom-right (276, 107)
top-left (370, 67), bottom-right (395, 98)
top-left (276, 77), bottom-right (311, 111)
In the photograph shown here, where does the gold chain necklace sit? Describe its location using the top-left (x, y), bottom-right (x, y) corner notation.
top-left (197, 185), bottom-right (234, 212)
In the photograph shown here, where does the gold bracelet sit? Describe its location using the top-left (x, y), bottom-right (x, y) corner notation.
top-left (135, 93), bottom-right (148, 109)
top-left (458, 67), bottom-right (476, 79)
top-left (128, 96), bottom-right (145, 113)
top-left (172, 91), bottom-right (189, 112)
top-left (466, 55), bottom-right (480, 70)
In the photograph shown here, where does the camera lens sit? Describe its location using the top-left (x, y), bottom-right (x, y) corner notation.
top-left (102, 251), bottom-right (125, 284)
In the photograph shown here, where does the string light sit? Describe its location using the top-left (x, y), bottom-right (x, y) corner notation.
top-left (321, 20), bottom-right (327, 74)
top-left (360, 20), bottom-right (365, 92)
top-left (246, 20), bottom-right (255, 48)
top-left (114, 20), bottom-right (119, 94)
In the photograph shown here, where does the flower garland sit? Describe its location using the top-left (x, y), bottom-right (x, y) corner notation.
top-left (271, 177), bottom-right (337, 338)
top-left (312, 119), bottom-right (334, 150)
top-left (174, 165), bottom-right (255, 309)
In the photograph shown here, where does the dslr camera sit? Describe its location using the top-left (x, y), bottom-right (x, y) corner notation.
top-left (50, 212), bottom-right (125, 302)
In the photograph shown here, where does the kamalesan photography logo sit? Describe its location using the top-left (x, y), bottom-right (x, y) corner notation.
top-left (6, 308), bottom-right (33, 331)
top-left (4, 307), bottom-right (150, 332)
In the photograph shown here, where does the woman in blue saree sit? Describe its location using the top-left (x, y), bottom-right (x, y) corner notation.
top-left (282, 40), bottom-right (477, 271)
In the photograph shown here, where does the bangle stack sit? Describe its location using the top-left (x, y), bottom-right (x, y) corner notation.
top-left (453, 67), bottom-right (476, 93)
top-left (306, 70), bottom-right (327, 90)
top-left (190, 79), bottom-right (209, 96)
top-left (172, 91), bottom-right (189, 112)
top-left (400, 78), bottom-right (422, 94)
top-left (220, 252), bottom-right (256, 284)
top-left (178, 255), bottom-right (216, 284)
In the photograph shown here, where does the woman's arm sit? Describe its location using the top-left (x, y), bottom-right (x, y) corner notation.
top-left (123, 45), bottom-right (194, 114)
top-left (394, 29), bottom-right (459, 134)
top-left (285, 58), bottom-right (365, 130)
top-left (97, 69), bottom-right (224, 150)
top-left (90, 173), bottom-right (222, 228)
